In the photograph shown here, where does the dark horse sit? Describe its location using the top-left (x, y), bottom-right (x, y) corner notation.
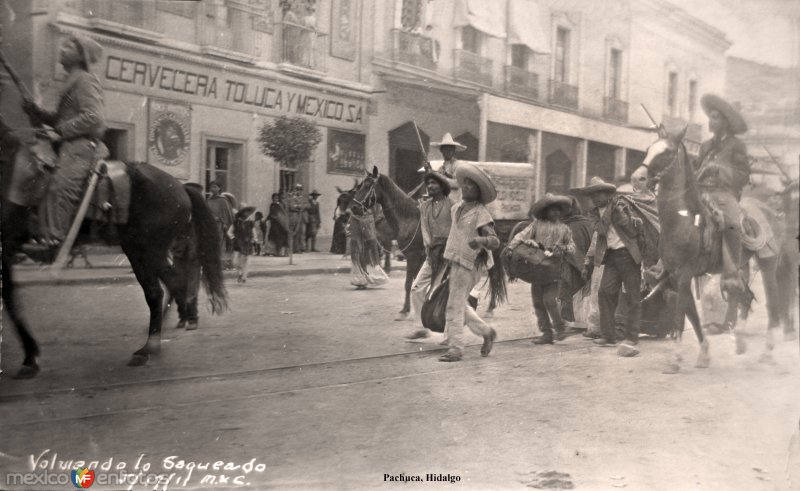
top-left (349, 168), bottom-right (426, 318)
top-left (639, 129), bottom-right (787, 371)
top-left (1, 128), bottom-right (228, 378)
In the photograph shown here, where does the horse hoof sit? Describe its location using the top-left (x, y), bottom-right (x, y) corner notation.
top-left (14, 364), bottom-right (40, 379)
top-left (735, 337), bottom-right (747, 355)
top-left (483, 310), bottom-right (495, 319)
top-left (695, 356), bottom-right (710, 369)
top-left (661, 363), bottom-right (681, 374)
top-left (127, 354), bottom-right (149, 367)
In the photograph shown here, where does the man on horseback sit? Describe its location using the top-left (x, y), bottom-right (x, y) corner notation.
top-left (430, 133), bottom-right (466, 201)
top-left (21, 34), bottom-right (107, 261)
top-left (695, 94), bottom-right (751, 294)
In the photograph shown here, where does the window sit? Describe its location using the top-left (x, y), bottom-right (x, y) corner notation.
top-left (667, 71), bottom-right (678, 117)
top-left (554, 27), bottom-right (570, 83)
top-left (462, 26), bottom-right (480, 54)
top-left (401, 0), bottom-right (423, 31)
top-left (103, 129), bottom-right (131, 160)
top-left (609, 48), bottom-right (622, 100)
top-left (205, 141), bottom-right (244, 199)
top-left (511, 44), bottom-right (529, 70)
top-left (688, 80), bottom-right (698, 120)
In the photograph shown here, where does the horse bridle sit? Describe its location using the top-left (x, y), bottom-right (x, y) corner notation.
top-left (350, 176), bottom-right (377, 214)
top-left (350, 174), bottom-right (422, 255)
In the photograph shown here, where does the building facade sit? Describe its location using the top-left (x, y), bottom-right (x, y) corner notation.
top-left (1, 0), bottom-right (730, 241)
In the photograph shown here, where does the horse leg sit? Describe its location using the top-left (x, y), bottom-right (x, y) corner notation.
top-left (125, 249), bottom-right (167, 367)
top-left (756, 255), bottom-right (781, 363)
top-left (3, 265), bottom-right (41, 379)
top-left (685, 284), bottom-right (710, 368)
top-left (663, 279), bottom-right (690, 374)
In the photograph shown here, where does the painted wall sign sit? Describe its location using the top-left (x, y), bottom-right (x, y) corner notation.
top-left (327, 129), bottom-right (366, 175)
top-left (102, 50), bottom-right (365, 127)
top-left (148, 99), bottom-right (191, 178)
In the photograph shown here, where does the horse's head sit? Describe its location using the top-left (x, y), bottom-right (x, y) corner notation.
top-left (350, 166), bottom-right (381, 216)
top-left (640, 126), bottom-right (687, 184)
top-left (335, 178), bottom-right (360, 212)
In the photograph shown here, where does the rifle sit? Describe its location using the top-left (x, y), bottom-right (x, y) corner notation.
top-left (0, 50), bottom-right (34, 103)
top-left (407, 120), bottom-right (431, 198)
top-left (761, 145), bottom-right (792, 183)
top-left (640, 104), bottom-right (667, 138)
top-left (412, 120), bottom-right (431, 173)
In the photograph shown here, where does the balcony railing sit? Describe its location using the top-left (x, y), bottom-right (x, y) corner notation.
top-left (278, 21), bottom-right (326, 72)
top-left (453, 49), bottom-right (493, 88)
top-left (389, 29), bottom-right (437, 70)
top-left (548, 80), bottom-right (578, 110)
top-left (505, 66), bottom-right (539, 101)
top-left (603, 97), bottom-right (629, 123)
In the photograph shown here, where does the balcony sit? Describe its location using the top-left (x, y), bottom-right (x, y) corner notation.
top-left (388, 29), bottom-right (437, 71)
top-left (453, 50), bottom-right (493, 88)
top-left (505, 66), bottom-right (539, 101)
top-left (603, 97), bottom-right (629, 123)
top-left (548, 80), bottom-right (578, 110)
top-left (278, 21), bottom-right (327, 74)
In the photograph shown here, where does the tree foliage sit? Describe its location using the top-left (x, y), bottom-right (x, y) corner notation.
top-left (258, 115), bottom-right (322, 169)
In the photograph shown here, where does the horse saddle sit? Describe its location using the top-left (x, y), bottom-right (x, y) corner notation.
top-left (698, 194), bottom-right (777, 259)
top-left (87, 160), bottom-right (131, 224)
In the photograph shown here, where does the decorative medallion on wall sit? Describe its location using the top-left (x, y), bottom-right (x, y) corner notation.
top-left (148, 99), bottom-right (191, 178)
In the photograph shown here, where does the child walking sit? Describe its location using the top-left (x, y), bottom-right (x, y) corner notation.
top-left (229, 205), bottom-right (256, 283)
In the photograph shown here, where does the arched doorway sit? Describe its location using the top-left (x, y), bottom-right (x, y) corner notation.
top-left (389, 122), bottom-right (430, 192)
top-left (455, 132), bottom-right (479, 161)
top-left (545, 149), bottom-right (572, 194)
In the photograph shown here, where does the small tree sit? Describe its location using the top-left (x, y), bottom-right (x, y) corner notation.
top-left (258, 115), bottom-right (322, 263)
top-left (258, 115), bottom-right (322, 191)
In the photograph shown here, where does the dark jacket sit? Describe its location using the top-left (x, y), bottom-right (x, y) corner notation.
top-left (696, 135), bottom-right (750, 196)
top-left (585, 197), bottom-right (642, 266)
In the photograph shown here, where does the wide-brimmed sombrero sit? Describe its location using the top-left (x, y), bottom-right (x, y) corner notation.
top-left (423, 171), bottom-right (452, 196)
top-left (569, 176), bottom-right (617, 195)
top-left (455, 162), bottom-right (496, 204)
top-left (236, 205), bottom-right (256, 219)
top-left (701, 93), bottom-right (747, 135)
top-left (430, 133), bottom-right (466, 151)
top-left (309, 189), bottom-right (322, 197)
top-left (529, 193), bottom-right (572, 220)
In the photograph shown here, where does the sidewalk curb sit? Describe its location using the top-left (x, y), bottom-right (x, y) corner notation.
top-left (16, 264), bottom-right (407, 287)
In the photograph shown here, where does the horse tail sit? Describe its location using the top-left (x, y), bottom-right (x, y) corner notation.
top-left (185, 185), bottom-right (228, 314)
top-left (488, 248), bottom-right (508, 307)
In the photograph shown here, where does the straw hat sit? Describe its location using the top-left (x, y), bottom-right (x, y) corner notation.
top-left (309, 189), bottom-right (322, 197)
top-left (529, 193), bottom-right (572, 220)
top-left (701, 94), bottom-right (747, 135)
top-left (569, 176), bottom-right (617, 195)
top-left (184, 182), bottom-right (204, 193)
top-left (424, 171), bottom-right (452, 196)
top-left (455, 162), bottom-right (496, 204)
top-left (430, 133), bottom-right (466, 150)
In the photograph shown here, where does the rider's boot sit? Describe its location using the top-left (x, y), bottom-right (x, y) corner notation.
top-left (720, 231), bottom-right (744, 297)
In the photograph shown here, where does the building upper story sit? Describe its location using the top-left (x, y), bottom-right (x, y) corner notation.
top-left (6, 0), bottom-right (729, 144)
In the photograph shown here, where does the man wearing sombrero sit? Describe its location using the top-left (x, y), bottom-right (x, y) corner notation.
top-left (696, 93), bottom-right (750, 292)
top-left (306, 189), bottom-right (322, 252)
top-left (430, 132), bottom-right (467, 200)
top-left (573, 177), bottom-right (643, 357)
top-left (407, 171), bottom-right (455, 340)
top-left (507, 193), bottom-right (576, 345)
top-left (438, 162), bottom-right (499, 362)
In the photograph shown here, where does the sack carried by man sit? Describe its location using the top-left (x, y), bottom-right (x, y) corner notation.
top-left (503, 242), bottom-right (562, 284)
top-left (421, 264), bottom-right (450, 333)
